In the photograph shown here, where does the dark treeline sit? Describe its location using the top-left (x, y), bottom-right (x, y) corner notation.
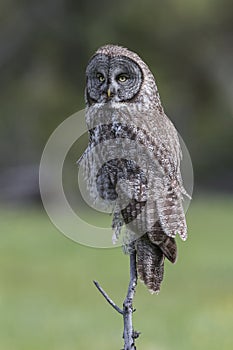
top-left (0, 0), bottom-right (233, 203)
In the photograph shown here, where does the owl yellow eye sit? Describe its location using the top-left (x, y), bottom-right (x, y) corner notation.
top-left (96, 73), bottom-right (105, 82)
top-left (117, 74), bottom-right (129, 82)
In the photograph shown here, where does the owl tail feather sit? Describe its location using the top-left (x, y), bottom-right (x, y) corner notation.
top-left (135, 235), bottom-right (165, 294)
top-left (147, 221), bottom-right (177, 264)
top-left (135, 222), bottom-right (177, 293)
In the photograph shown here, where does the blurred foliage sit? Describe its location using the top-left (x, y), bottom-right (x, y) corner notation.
top-left (0, 0), bottom-right (233, 194)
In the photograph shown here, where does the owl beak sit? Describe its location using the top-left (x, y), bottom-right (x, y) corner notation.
top-left (107, 88), bottom-right (111, 98)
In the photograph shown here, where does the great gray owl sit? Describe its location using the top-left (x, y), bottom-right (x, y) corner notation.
top-left (81, 45), bottom-right (188, 293)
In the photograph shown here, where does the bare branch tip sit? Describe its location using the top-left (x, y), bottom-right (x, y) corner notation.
top-left (93, 279), bottom-right (123, 315)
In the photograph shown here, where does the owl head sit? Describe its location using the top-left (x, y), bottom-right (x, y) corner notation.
top-left (85, 45), bottom-right (162, 110)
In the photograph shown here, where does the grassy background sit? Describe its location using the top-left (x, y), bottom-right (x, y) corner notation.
top-left (0, 195), bottom-right (233, 350)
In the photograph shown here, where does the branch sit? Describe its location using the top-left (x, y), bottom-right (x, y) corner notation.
top-left (94, 248), bottom-right (140, 349)
top-left (93, 280), bottom-right (123, 315)
top-left (123, 250), bottom-right (139, 350)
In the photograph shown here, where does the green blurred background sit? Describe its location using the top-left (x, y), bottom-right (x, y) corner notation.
top-left (0, 0), bottom-right (233, 349)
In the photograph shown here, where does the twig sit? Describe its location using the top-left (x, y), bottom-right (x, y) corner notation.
top-left (93, 280), bottom-right (123, 315)
top-left (94, 248), bottom-right (140, 349)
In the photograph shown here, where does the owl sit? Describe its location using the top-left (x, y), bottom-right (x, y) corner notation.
top-left (81, 45), bottom-right (188, 293)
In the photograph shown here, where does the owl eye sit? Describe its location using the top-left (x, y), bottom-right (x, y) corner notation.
top-left (96, 72), bottom-right (105, 82)
top-left (117, 74), bottom-right (129, 82)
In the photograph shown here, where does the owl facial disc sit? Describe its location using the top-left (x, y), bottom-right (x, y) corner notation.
top-left (86, 54), bottom-right (143, 105)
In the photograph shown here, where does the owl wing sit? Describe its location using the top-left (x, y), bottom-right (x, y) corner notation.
top-left (155, 176), bottom-right (187, 241)
top-left (152, 115), bottom-right (188, 241)
top-left (135, 141), bottom-right (184, 293)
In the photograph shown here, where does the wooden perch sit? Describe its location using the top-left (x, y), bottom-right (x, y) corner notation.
top-left (94, 250), bottom-right (140, 349)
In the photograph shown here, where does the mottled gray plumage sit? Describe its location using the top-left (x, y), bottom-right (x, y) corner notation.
top-left (82, 45), bottom-right (188, 293)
